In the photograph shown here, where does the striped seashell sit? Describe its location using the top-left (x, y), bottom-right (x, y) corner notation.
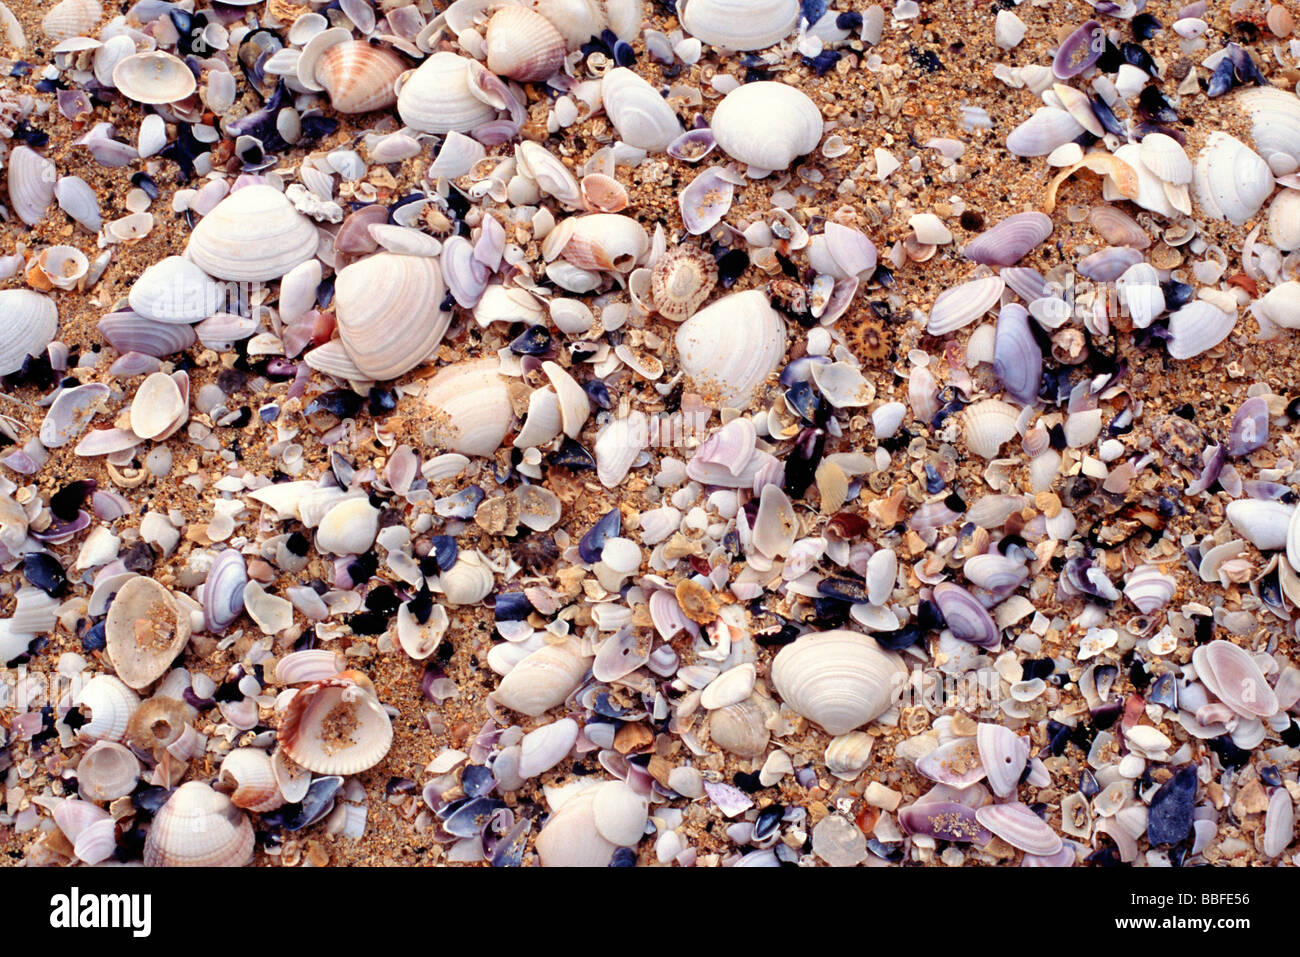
top-left (927, 276), bottom-right (1004, 335)
top-left (1191, 132), bottom-right (1273, 225)
top-left (962, 212), bottom-right (1052, 266)
top-left (711, 81), bottom-right (822, 172)
top-left (0, 289), bottom-right (57, 376)
top-left (678, 0), bottom-right (798, 50)
top-left (770, 630), bottom-right (906, 735)
top-left (418, 358), bottom-right (517, 457)
top-left (333, 253), bottom-right (449, 380)
top-left (1166, 300), bottom-right (1236, 360)
top-left (397, 51), bottom-right (497, 134)
top-left (8, 145), bottom-right (55, 226)
top-left (486, 7), bottom-right (566, 81)
top-left (314, 41), bottom-right (406, 113)
top-left (975, 801), bottom-right (1062, 856)
top-left (600, 67), bottom-right (684, 152)
top-left (1123, 564), bottom-right (1176, 614)
top-left (1006, 107), bottom-right (1084, 157)
top-left (72, 674), bottom-right (140, 743)
top-left (41, 0), bottom-right (102, 42)
top-left (278, 670), bottom-right (393, 775)
top-left (186, 185), bottom-right (319, 282)
top-left (675, 289), bottom-right (786, 408)
top-left (144, 782), bottom-right (254, 867)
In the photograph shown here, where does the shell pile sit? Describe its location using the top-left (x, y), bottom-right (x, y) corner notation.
top-left (3, 0), bottom-right (1300, 873)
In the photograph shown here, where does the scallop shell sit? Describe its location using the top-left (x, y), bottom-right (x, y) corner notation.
top-left (41, 0), bottom-right (101, 42)
top-left (1139, 132), bottom-right (1192, 184)
top-left (962, 398), bottom-right (1020, 459)
top-left (185, 185), bottom-right (319, 282)
top-left (1166, 300), bottom-right (1236, 360)
top-left (486, 7), bottom-right (566, 81)
top-left (314, 41), bottom-right (406, 114)
top-left (678, 0), bottom-right (798, 50)
top-left (600, 67), bottom-right (684, 152)
top-left (144, 781), bottom-right (254, 867)
top-left (278, 670), bottom-right (393, 775)
top-left (494, 640), bottom-right (589, 717)
top-left (72, 674), bottom-right (140, 743)
top-left (8, 145), bottom-right (55, 226)
top-left (397, 51), bottom-right (497, 134)
top-left (419, 358), bottom-right (516, 456)
top-left (334, 253), bottom-right (449, 380)
top-left (105, 576), bottom-right (192, 690)
top-left (219, 748), bottom-right (284, 812)
top-left (927, 276), bottom-right (1004, 336)
top-left (77, 740), bottom-right (140, 802)
top-left (651, 246), bottom-right (717, 320)
top-left (770, 630), bottom-right (905, 735)
top-left (0, 289), bottom-right (57, 376)
top-left (1191, 132), bottom-right (1273, 225)
top-left (675, 289), bottom-right (787, 408)
top-left (112, 51), bottom-right (197, 105)
top-left (711, 81), bottom-right (822, 172)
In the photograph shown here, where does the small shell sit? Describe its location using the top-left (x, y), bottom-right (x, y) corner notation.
top-left (1226, 499), bottom-right (1294, 550)
top-left (8, 145), bottom-right (56, 226)
top-left (0, 289), bottom-right (58, 377)
top-left (1264, 786), bottom-right (1294, 858)
top-left (98, 313), bottom-right (196, 358)
top-left (976, 723), bottom-right (1028, 798)
top-left (1166, 300), bottom-right (1236, 360)
top-left (933, 581), bottom-right (1001, 649)
top-left (219, 748), bottom-right (284, 812)
top-left (112, 51), bottom-right (197, 104)
top-left (397, 601), bottom-right (449, 660)
top-left (992, 303), bottom-right (1041, 404)
top-left (678, 0), bottom-right (798, 50)
top-left (770, 630), bottom-right (906, 735)
top-left (1192, 639), bottom-right (1279, 718)
top-left (1139, 132), bottom-right (1192, 184)
top-left (1123, 564), bottom-right (1177, 614)
top-left (130, 371), bottom-right (185, 440)
top-left (186, 185), bottom-right (319, 282)
top-left (711, 81), bottom-right (822, 172)
top-left (592, 779), bottom-right (648, 846)
top-left (1268, 189), bottom-right (1300, 251)
top-left (517, 717), bottom-right (579, 777)
top-left (72, 674), bottom-right (140, 743)
top-left (561, 213), bottom-right (651, 272)
top-left (675, 289), bottom-right (786, 408)
top-left (144, 781), bottom-right (254, 867)
top-left (927, 276), bottom-right (1004, 335)
top-left (824, 731), bottom-right (874, 780)
top-left (708, 696), bottom-right (771, 757)
top-left (651, 246), bottom-right (717, 320)
top-left (962, 398), bottom-right (1020, 459)
top-left (77, 741), bottom-right (140, 803)
top-left (1236, 86), bottom-right (1300, 175)
top-left (962, 212), bottom-right (1052, 267)
top-left (1115, 262), bottom-right (1165, 329)
top-left (600, 67), bottom-right (684, 152)
top-left (124, 696), bottom-right (191, 755)
top-left (315, 41), bottom-right (407, 113)
top-left (128, 256), bottom-right (223, 324)
top-left (1254, 280), bottom-right (1300, 329)
top-left (317, 497), bottom-right (379, 555)
top-left (333, 253), bottom-right (448, 380)
top-left (494, 640), bottom-right (589, 717)
top-left (1088, 205), bottom-right (1150, 249)
top-left (528, 0), bottom-right (607, 48)
top-left (105, 576), bottom-right (192, 690)
top-left (278, 670), bottom-right (393, 775)
top-left (418, 358), bottom-right (516, 456)
top-left (1006, 107), bottom-right (1084, 157)
top-left (974, 802), bottom-right (1062, 856)
top-left (595, 412), bottom-right (648, 488)
top-left (438, 550), bottom-right (495, 605)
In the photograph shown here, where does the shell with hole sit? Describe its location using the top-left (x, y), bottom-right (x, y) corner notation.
top-left (143, 781), bottom-right (255, 867)
top-left (105, 576), bottom-right (193, 690)
top-left (72, 674), bottom-right (140, 743)
top-left (332, 252), bottom-right (450, 380)
top-left (710, 81), bottom-right (822, 172)
top-left (558, 213), bottom-right (651, 272)
top-left (185, 184), bottom-right (319, 282)
top-left (417, 358), bottom-right (518, 456)
top-left (675, 289), bottom-right (787, 408)
top-left (770, 630), bottom-right (907, 735)
top-left (277, 670), bottom-right (394, 775)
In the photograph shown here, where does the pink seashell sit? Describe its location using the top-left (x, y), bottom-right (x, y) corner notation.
top-left (98, 311), bottom-right (197, 358)
top-left (1193, 639), bottom-right (1279, 718)
top-left (975, 802), bottom-right (1062, 856)
top-left (962, 212), bottom-right (1053, 267)
top-left (898, 800), bottom-right (991, 843)
top-left (108, 351), bottom-right (161, 377)
top-left (915, 737), bottom-right (987, 788)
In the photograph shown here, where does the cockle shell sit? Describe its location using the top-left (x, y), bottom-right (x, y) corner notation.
top-left (486, 7), bottom-right (566, 81)
top-left (112, 51), bottom-right (197, 104)
top-left (314, 41), bottom-right (407, 113)
top-left (494, 639), bottom-right (589, 717)
top-left (73, 674), bottom-right (140, 743)
top-left (105, 576), bottom-right (192, 690)
top-left (186, 185), bottom-right (319, 282)
top-left (1191, 132), bottom-right (1273, 225)
top-left (1139, 132), bottom-right (1192, 184)
top-left (962, 212), bottom-right (1052, 266)
top-left (528, 0), bottom-right (607, 48)
top-left (678, 0), bottom-right (798, 50)
top-left (560, 213), bottom-right (651, 272)
top-left (770, 630), bottom-right (905, 735)
top-left (333, 253), bottom-right (449, 380)
top-left (418, 358), bottom-right (516, 456)
top-left (438, 550), bottom-right (494, 605)
top-left (42, 0), bottom-right (102, 41)
top-left (278, 670), bottom-right (393, 775)
top-left (1123, 564), bottom-right (1176, 614)
top-left (600, 67), bottom-right (684, 152)
top-left (8, 145), bottom-right (55, 226)
top-left (0, 289), bottom-right (57, 376)
top-left (397, 51), bottom-right (497, 134)
top-left (218, 748), bottom-right (284, 812)
top-left (708, 696), bottom-right (771, 757)
top-left (711, 81), bottom-right (822, 172)
top-left (128, 256), bottom-right (223, 324)
top-left (927, 276), bottom-right (1004, 335)
top-left (144, 781), bottom-right (254, 867)
top-left (675, 289), bottom-right (786, 408)
top-left (962, 398), bottom-right (1020, 459)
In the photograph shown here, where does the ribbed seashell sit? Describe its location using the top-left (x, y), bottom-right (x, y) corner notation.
top-left (964, 553), bottom-right (1028, 596)
top-left (105, 576), bottom-right (191, 690)
top-left (992, 303), bottom-right (1041, 404)
top-left (1139, 132), bottom-right (1191, 184)
top-left (708, 696), bottom-right (771, 757)
top-left (1191, 132), bottom-right (1273, 225)
top-left (678, 0), bottom-right (798, 49)
top-left (1166, 300), bottom-right (1236, 360)
top-left (42, 0), bottom-right (101, 41)
top-left (1236, 86), bottom-right (1300, 174)
top-left (1226, 499), bottom-right (1294, 550)
top-left (561, 213), bottom-right (650, 272)
top-left (600, 67), bottom-right (683, 152)
top-left (711, 81), bottom-right (822, 172)
top-left (8, 146), bottom-right (55, 227)
top-left (397, 51), bottom-right (497, 134)
top-left (439, 550), bottom-right (494, 605)
top-left (219, 748), bottom-right (284, 812)
top-left (518, 717), bottom-right (579, 778)
top-left (1254, 280), bottom-right (1300, 330)
top-left (962, 398), bottom-right (1019, 459)
top-left (1123, 564), bottom-right (1176, 614)
top-left (1088, 205), bottom-right (1150, 249)
top-left (1192, 639), bottom-right (1278, 718)
top-left (528, 0), bottom-right (607, 48)
top-left (128, 256), bottom-right (222, 324)
top-left (1115, 262), bottom-right (1164, 329)
top-left (186, 185), bottom-right (318, 282)
top-left (0, 289), bottom-right (57, 376)
top-left (770, 630), bottom-right (904, 735)
top-left (976, 723), bottom-right (1028, 798)
top-left (651, 246), bottom-right (717, 320)
top-left (933, 582), bottom-right (1000, 649)
top-left (144, 782), bottom-right (254, 867)
top-left (1269, 189), bottom-right (1300, 251)
top-left (98, 312), bottom-right (196, 358)
top-left (962, 212), bottom-right (1052, 266)
top-left (486, 7), bottom-right (565, 81)
top-left (675, 289), bottom-right (786, 408)
top-left (975, 802), bottom-right (1062, 856)
top-left (595, 412), bottom-right (648, 488)
top-left (494, 639), bottom-right (589, 717)
top-left (418, 358), bottom-right (516, 456)
top-left (278, 670), bottom-right (393, 774)
top-left (333, 253), bottom-right (448, 380)
top-left (1006, 107), bottom-right (1084, 157)
top-left (124, 696), bottom-right (191, 756)
top-left (315, 41), bottom-right (406, 114)
top-left (113, 51), bottom-right (196, 104)
top-left (535, 788), bottom-right (617, 867)
top-left (73, 674), bottom-right (140, 743)
top-left (824, 731), bottom-right (874, 781)
top-left (806, 223), bottom-right (877, 280)
top-left (1076, 246), bottom-right (1143, 282)
top-left (77, 740), bottom-right (140, 803)
top-left (1264, 786), bottom-right (1294, 858)
top-left (927, 276), bottom-right (1004, 335)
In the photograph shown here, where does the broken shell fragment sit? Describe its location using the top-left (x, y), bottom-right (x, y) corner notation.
top-left (105, 577), bottom-right (193, 690)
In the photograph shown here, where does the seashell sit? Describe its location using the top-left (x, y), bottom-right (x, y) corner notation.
top-left (600, 67), bottom-right (684, 152)
top-left (129, 371), bottom-right (185, 440)
top-left (807, 223), bottom-right (877, 280)
top-left (865, 548), bottom-right (896, 605)
top-left (1228, 396), bottom-right (1269, 458)
top-left (8, 145), bottom-right (56, 228)
top-left (219, 748), bottom-right (284, 812)
top-left (56, 175), bottom-right (102, 232)
top-left (475, 284), bottom-right (545, 328)
top-left (1191, 132), bottom-right (1273, 225)
top-left (595, 412), bottom-right (648, 488)
top-left (317, 497), bottom-right (379, 556)
top-left (98, 312), bottom-right (196, 358)
top-left (528, 0), bottom-right (607, 48)
top-left (32, 244), bottom-right (89, 291)
top-left (651, 246), bottom-right (717, 320)
top-left (678, 0), bottom-right (798, 50)
top-left (1115, 262), bottom-right (1164, 329)
top-left (128, 256), bottom-right (223, 324)
top-left (42, 0), bottom-right (101, 41)
top-left (964, 552), bottom-right (1028, 597)
top-left (711, 82), bottom-right (822, 172)
top-left (927, 276), bottom-right (1004, 335)
top-left (975, 802), bottom-right (1062, 856)
top-left (962, 398), bottom-right (1019, 459)
top-left (0, 289), bottom-right (57, 376)
top-left (494, 640), bottom-right (589, 717)
top-left (518, 717), bottom-right (580, 778)
top-left (962, 212), bottom-right (1052, 267)
top-left (675, 289), bottom-right (786, 408)
top-left (678, 166), bottom-right (737, 235)
top-left (592, 779), bottom-right (648, 846)
top-left (708, 697), bottom-right (771, 757)
top-left (770, 630), bottom-right (905, 735)
top-left (701, 663), bottom-right (757, 711)
top-left (513, 387), bottom-right (564, 449)
top-left (77, 740), bottom-right (140, 803)
top-left (418, 358), bottom-right (516, 456)
top-left (535, 789), bottom-right (617, 867)
top-left (824, 731), bottom-right (874, 781)
top-left (992, 303), bottom-right (1041, 404)
top-left (315, 41), bottom-right (406, 114)
top-left (1254, 280), bottom-right (1300, 330)
top-left (1051, 19), bottom-right (1103, 78)
top-left (485, 7), bottom-right (565, 81)
top-left (1236, 86), bottom-right (1300, 174)
top-left (202, 548), bottom-right (246, 633)
top-left (933, 581), bottom-right (1001, 649)
top-left (899, 800), bottom-right (991, 843)
top-left (438, 550), bottom-right (494, 605)
top-left (1088, 205), bottom-right (1150, 249)
top-left (144, 781), bottom-right (254, 867)
top-left (1192, 639), bottom-right (1279, 718)
top-left (105, 576), bottom-right (192, 690)
top-left (915, 738), bottom-right (987, 788)
top-left (113, 51), bottom-right (197, 105)
top-left (1006, 107), bottom-right (1084, 157)
top-left (1166, 300), bottom-right (1236, 360)
top-left (977, 723), bottom-right (1028, 798)
top-left (1139, 132), bottom-right (1191, 184)
top-left (278, 670), bottom-right (393, 775)
top-left (333, 253), bottom-right (448, 380)
top-left (186, 185), bottom-right (319, 282)
top-left (396, 600), bottom-right (449, 660)
top-left (516, 141), bottom-right (583, 209)
top-left (561, 213), bottom-right (651, 272)
top-left (1269, 189), bottom-right (1300, 251)
top-left (1264, 786), bottom-right (1294, 858)
top-left (541, 360), bottom-right (591, 437)
top-left (1076, 246), bottom-right (1142, 282)
top-left (1123, 564), bottom-right (1176, 614)
top-left (73, 675), bottom-right (140, 743)
top-left (580, 173), bottom-right (628, 212)
top-left (397, 52), bottom-right (498, 134)
top-left (37, 382), bottom-right (105, 449)
top-left (810, 361), bottom-right (873, 408)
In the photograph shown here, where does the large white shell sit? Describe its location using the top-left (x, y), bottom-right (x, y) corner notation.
top-left (1191, 132), bottom-right (1273, 225)
top-left (711, 81), bottom-right (822, 172)
top-left (1138, 132), bottom-right (1191, 184)
top-left (1236, 86), bottom-right (1300, 175)
top-left (397, 51), bottom-right (497, 134)
top-left (770, 630), bottom-right (906, 735)
top-left (185, 185), bottom-right (319, 282)
top-left (494, 640), bottom-right (589, 717)
top-left (104, 576), bottom-right (192, 690)
top-left (1268, 189), bottom-right (1300, 251)
top-left (334, 253), bottom-right (449, 380)
top-left (528, 0), bottom-right (607, 48)
top-left (675, 289), bottom-right (786, 408)
top-left (278, 670), bottom-right (393, 775)
top-left (418, 358), bottom-right (516, 456)
top-left (927, 276), bottom-right (1004, 335)
top-left (600, 67), bottom-right (684, 152)
top-left (1166, 300), bottom-right (1236, 360)
top-left (143, 781), bottom-right (254, 867)
top-left (128, 256), bottom-right (223, 323)
top-left (1254, 280), bottom-right (1300, 329)
top-left (592, 779), bottom-right (648, 845)
top-left (558, 213), bottom-right (651, 272)
top-left (535, 788), bottom-right (618, 866)
top-left (8, 145), bottom-right (55, 226)
top-left (0, 289), bottom-right (57, 376)
top-left (679, 0), bottom-right (798, 50)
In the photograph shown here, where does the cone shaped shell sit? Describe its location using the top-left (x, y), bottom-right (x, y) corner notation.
top-left (315, 41), bottom-right (406, 114)
top-left (770, 630), bottom-right (905, 735)
top-left (185, 185), bottom-right (319, 282)
top-left (143, 781), bottom-right (254, 867)
top-left (335, 253), bottom-right (449, 380)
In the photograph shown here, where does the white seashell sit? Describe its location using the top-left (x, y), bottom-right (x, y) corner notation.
top-left (0, 290), bottom-right (57, 376)
top-left (752, 483), bottom-right (797, 558)
top-left (866, 548), bottom-right (896, 605)
top-left (824, 731), bottom-right (874, 780)
top-left (709, 696), bottom-right (771, 757)
top-left (675, 289), bottom-right (786, 408)
top-left (976, 723), bottom-right (1028, 798)
top-left (486, 7), bottom-right (566, 81)
top-left (317, 497), bottom-right (379, 555)
top-left (1225, 499), bottom-right (1294, 551)
top-left (218, 748), bottom-right (284, 812)
top-left (278, 670), bottom-right (393, 775)
top-left (1268, 190), bottom-right (1300, 251)
top-left (1139, 132), bottom-right (1191, 185)
top-left (243, 581), bottom-right (293, 635)
top-left (1236, 86), bottom-right (1300, 174)
top-left (113, 51), bottom-right (197, 104)
top-left (8, 145), bottom-right (56, 227)
top-left (810, 361), bottom-right (874, 408)
top-left (73, 675), bottom-right (140, 743)
top-left (1006, 107), bottom-right (1084, 157)
top-left (1254, 280), bottom-right (1300, 330)
top-left (77, 741), bottom-right (140, 803)
top-left (514, 387), bottom-right (564, 449)
top-left (1264, 786), bottom-right (1294, 858)
top-left (994, 9), bottom-right (1026, 49)
top-left (600, 67), bottom-right (684, 152)
top-left (592, 779), bottom-right (648, 845)
top-left (711, 81), bottom-right (822, 172)
top-left (528, 0), bottom-right (607, 48)
top-left (42, 0), bottom-right (101, 41)
top-left (186, 185), bottom-right (318, 282)
top-left (396, 601), bottom-right (449, 660)
top-left (475, 283), bottom-right (545, 328)
top-left (105, 577), bottom-right (192, 690)
top-left (542, 360), bottom-right (592, 438)
top-left (494, 640), bottom-right (589, 717)
top-left (595, 411), bottom-right (648, 487)
top-left (559, 213), bottom-right (651, 272)
top-left (129, 371), bottom-right (185, 440)
top-left (701, 663), bottom-right (757, 710)
top-left (144, 781), bottom-right (254, 867)
top-left (518, 717), bottom-right (579, 777)
top-left (1166, 300), bottom-right (1236, 360)
top-left (770, 630), bottom-right (906, 735)
top-left (678, 0), bottom-right (798, 50)
top-left (963, 399), bottom-right (1020, 458)
top-left (1191, 132), bottom-right (1273, 225)
top-left (418, 358), bottom-right (516, 456)
top-left (927, 276), bottom-right (1004, 335)
top-left (1115, 262), bottom-right (1165, 329)
top-left (975, 802), bottom-right (1061, 856)
top-left (397, 52), bottom-right (497, 134)
top-left (516, 141), bottom-right (583, 208)
top-left (1123, 564), bottom-right (1176, 614)
top-left (55, 175), bottom-right (102, 232)
top-left (128, 256), bottom-right (222, 323)
top-left (536, 788), bottom-right (617, 866)
top-left (438, 550), bottom-right (494, 605)
top-left (333, 253), bottom-right (449, 380)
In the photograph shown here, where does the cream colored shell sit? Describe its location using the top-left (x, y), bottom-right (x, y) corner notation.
top-left (770, 630), bottom-right (906, 735)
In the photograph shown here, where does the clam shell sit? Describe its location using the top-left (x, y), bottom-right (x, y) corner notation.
top-left (992, 303), bottom-right (1041, 404)
top-left (55, 175), bottom-right (102, 232)
top-left (396, 601), bottom-right (449, 660)
top-left (1006, 107), bottom-right (1084, 157)
top-left (675, 289), bottom-right (786, 408)
top-left (397, 52), bottom-right (497, 134)
top-left (315, 41), bottom-right (406, 114)
top-left (1191, 132), bottom-right (1273, 225)
top-left (592, 779), bottom-right (648, 846)
top-left (927, 276), bottom-right (1004, 335)
top-left (113, 51), bottom-right (197, 104)
top-left (42, 0), bottom-right (101, 42)
top-left (1088, 205), bottom-right (1150, 249)
top-left (600, 67), bottom-right (684, 152)
top-left (278, 670), bottom-right (393, 775)
top-left (8, 145), bottom-right (55, 226)
top-left (770, 630), bottom-right (905, 735)
top-left (203, 548), bottom-right (246, 633)
top-left (494, 640), bottom-right (589, 717)
top-left (915, 738), bottom-right (987, 788)
top-left (1236, 86), bottom-right (1300, 174)
top-left (536, 789), bottom-right (617, 866)
top-left (105, 576), bottom-right (192, 690)
top-left (711, 81), bottom-right (822, 172)
top-left (334, 253), bottom-right (449, 380)
top-left (1166, 300), bottom-right (1236, 360)
top-left (128, 256), bottom-right (223, 323)
top-left (144, 781), bottom-right (254, 867)
top-left (933, 581), bottom-right (1001, 649)
top-left (438, 550), bottom-right (494, 605)
top-left (0, 289), bottom-right (57, 376)
top-left (1115, 262), bottom-right (1165, 329)
top-left (561, 213), bottom-right (651, 272)
top-left (962, 398), bottom-right (1020, 459)
top-left (708, 696), bottom-right (771, 757)
top-left (98, 312), bottom-right (196, 358)
top-left (1254, 280), bottom-right (1300, 330)
top-left (219, 748), bottom-right (284, 812)
top-left (186, 185), bottom-right (318, 282)
top-left (595, 411), bottom-right (648, 488)
top-left (679, 0), bottom-right (798, 50)
top-left (974, 802), bottom-right (1062, 856)
top-left (1139, 132), bottom-right (1191, 184)
top-left (486, 7), bottom-right (566, 81)
top-left (824, 731), bottom-right (874, 780)
top-left (73, 674), bottom-right (140, 743)
top-left (1264, 786), bottom-right (1294, 858)
top-left (1076, 245), bottom-right (1142, 282)
top-left (129, 371), bottom-right (185, 440)
top-left (517, 717), bottom-right (579, 778)
top-left (977, 723), bottom-right (1028, 798)
top-left (899, 800), bottom-right (990, 843)
top-left (1193, 639), bottom-right (1279, 718)
top-left (77, 740), bottom-right (140, 803)
top-left (317, 497), bottom-right (379, 555)
top-left (528, 0), bottom-right (607, 48)
top-left (1123, 564), bottom-right (1176, 614)
top-left (962, 212), bottom-right (1052, 266)
top-left (1270, 189), bottom-right (1300, 251)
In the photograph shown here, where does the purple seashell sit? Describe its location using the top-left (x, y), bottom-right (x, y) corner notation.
top-left (691, 418), bottom-right (756, 475)
top-left (975, 802), bottom-right (1062, 856)
top-left (578, 507), bottom-right (621, 563)
top-left (47, 341), bottom-right (69, 372)
top-left (915, 738), bottom-right (988, 788)
top-left (470, 119), bottom-right (523, 147)
top-left (977, 723), bottom-right (1029, 798)
top-left (57, 89), bottom-right (93, 121)
top-left (933, 582), bottom-right (1001, 649)
top-left (442, 235), bottom-right (490, 307)
top-left (384, 444), bottom-right (420, 495)
top-left (108, 351), bottom-right (162, 378)
top-left (703, 780), bottom-right (754, 818)
top-left (1062, 556), bottom-right (1120, 600)
top-left (1228, 396), bottom-right (1269, 457)
top-left (751, 454), bottom-right (785, 493)
top-left (92, 489), bottom-right (131, 520)
top-left (1021, 842), bottom-right (1077, 867)
top-left (76, 122), bottom-right (138, 167)
top-left (265, 358), bottom-right (297, 377)
top-left (1243, 479), bottom-right (1290, 500)
top-left (993, 303), bottom-right (1041, 404)
top-left (74, 428), bottom-right (141, 457)
top-left (679, 167), bottom-right (736, 236)
top-left (1052, 20), bottom-right (1105, 79)
top-left (963, 212), bottom-right (1053, 267)
top-left (98, 312), bottom-right (197, 358)
top-left (31, 510), bottom-right (91, 543)
top-left (203, 548), bottom-right (247, 633)
top-left (899, 801), bottom-right (992, 843)
top-left (1000, 266), bottom-right (1050, 303)
top-left (909, 501), bottom-right (959, 531)
top-left (1, 449), bottom-right (40, 475)
top-left (1076, 246), bottom-right (1143, 282)
top-left (820, 276), bottom-right (859, 325)
top-left (1185, 443), bottom-right (1226, 496)
top-left (667, 128), bottom-right (718, 163)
